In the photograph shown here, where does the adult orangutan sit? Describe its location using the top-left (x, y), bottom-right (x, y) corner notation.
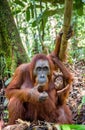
top-left (5, 28), bottom-right (73, 124)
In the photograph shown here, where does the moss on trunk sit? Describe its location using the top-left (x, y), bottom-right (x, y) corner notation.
top-left (0, 0), bottom-right (28, 71)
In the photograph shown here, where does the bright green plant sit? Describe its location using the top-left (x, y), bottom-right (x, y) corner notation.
top-left (78, 95), bottom-right (85, 115)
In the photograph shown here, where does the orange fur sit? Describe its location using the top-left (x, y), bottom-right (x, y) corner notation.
top-left (6, 33), bottom-right (73, 124)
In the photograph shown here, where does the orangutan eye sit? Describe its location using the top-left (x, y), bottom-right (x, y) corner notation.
top-left (43, 66), bottom-right (49, 71)
top-left (36, 67), bottom-right (42, 71)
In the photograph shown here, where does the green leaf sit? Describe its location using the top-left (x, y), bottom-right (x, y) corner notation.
top-left (13, 8), bottom-right (21, 15)
top-left (5, 78), bottom-right (12, 86)
top-left (77, 7), bottom-right (83, 16)
top-left (31, 19), bottom-right (37, 27)
top-left (26, 8), bottom-right (30, 21)
top-left (42, 9), bottom-right (57, 18)
top-left (70, 124), bottom-right (85, 130)
top-left (61, 124), bottom-right (85, 130)
top-left (82, 96), bottom-right (85, 104)
top-left (75, 0), bottom-right (83, 15)
top-left (61, 125), bottom-right (71, 130)
top-left (14, 0), bottom-right (25, 7)
top-left (31, 9), bottom-right (57, 27)
top-left (30, 4), bottom-right (34, 18)
top-left (23, 0), bottom-right (27, 2)
top-left (40, 18), bottom-right (47, 31)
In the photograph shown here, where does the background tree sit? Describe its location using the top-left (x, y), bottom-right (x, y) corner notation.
top-left (0, 0), bottom-right (28, 75)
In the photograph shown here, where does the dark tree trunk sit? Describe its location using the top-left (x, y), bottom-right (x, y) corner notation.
top-left (0, 0), bottom-right (28, 71)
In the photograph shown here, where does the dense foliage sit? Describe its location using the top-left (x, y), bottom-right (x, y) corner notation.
top-left (0, 0), bottom-right (85, 77)
top-left (8, 0), bottom-right (85, 60)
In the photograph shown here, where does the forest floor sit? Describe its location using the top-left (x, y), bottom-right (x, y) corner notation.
top-left (68, 60), bottom-right (85, 124)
